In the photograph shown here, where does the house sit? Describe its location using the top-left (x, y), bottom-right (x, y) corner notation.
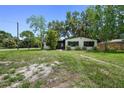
top-left (65, 37), bottom-right (97, 50)
top-left (97, 39), bottom-right (124, 51)
top-left (56, 40), bottom-right (65, 49)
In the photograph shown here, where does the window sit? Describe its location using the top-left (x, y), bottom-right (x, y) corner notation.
top-left (84, 41), bottom-right (94, 47)
top-left (68, 41), bottom-right (79, 47)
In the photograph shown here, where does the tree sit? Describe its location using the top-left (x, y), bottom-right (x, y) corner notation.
top-left (65, 11), bottom-right (81, 38)
top-left (46, 30), bottom-right (59, 50)
top-left (48, 20), bottom-right (66, 38)
top-left (34, 37), bottom-right (42, 48)
top-left (80, 6), bottom-right (96, 38)
top-left (0, 30), bottom-right (12, 47)
top-left (27, 15), bottom-right (46, 49)
top-left (3, 38), bottom-right (16, 48)
top-left (20, 31), bottom-right (35, 49)
top-left (116, 6), bottom-right (124, 38)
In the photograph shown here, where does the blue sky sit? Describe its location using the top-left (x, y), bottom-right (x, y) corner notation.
top-left (0, 5), bottom-right (88, 36)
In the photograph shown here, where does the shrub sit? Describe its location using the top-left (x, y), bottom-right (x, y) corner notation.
top-left (34, 37), bottom-right (42, 48)
top-left (75, 46), bottom-right (81, 50)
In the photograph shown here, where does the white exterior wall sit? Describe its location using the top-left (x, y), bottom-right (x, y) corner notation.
top-left (65, 37), bottom-right (97, 50)
top-left (43, 42), bottom-right (50, 49)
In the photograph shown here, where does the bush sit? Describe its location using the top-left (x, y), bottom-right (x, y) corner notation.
top-left (34, 38), bottom-right (42, 48)
top-left (3, 38), bottom-right (16, 48)
top-left (75, 46), bottom-right (81, 50)
top-left (65, 46), bottom-right (71, 50)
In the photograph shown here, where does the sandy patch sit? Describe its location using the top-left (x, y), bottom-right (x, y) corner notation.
top-left (7, 61), bottom-right (62, 88)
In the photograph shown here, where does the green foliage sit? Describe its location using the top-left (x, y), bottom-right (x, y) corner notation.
top-left (0, 30), bottom-right (13, 47)
top-left (3, 38), bottom-right (16, 48)
top-left (20, 31), bottom-right (35, 49)
top-left (34, 37), bottom-right (42, 48)
top-left (20, 30), bottom-right (34, 38)
top-left (27, 15), bottom-right (46, 49)
top-left (48, 6), bottom-right (123, 47)
top-left (48, 20), bottom-right (65, 37)
top-left (46, 30), bottom-right (59, 50)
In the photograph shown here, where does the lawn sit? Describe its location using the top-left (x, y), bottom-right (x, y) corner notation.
top-left (0, 49), bottom-right (124, 88)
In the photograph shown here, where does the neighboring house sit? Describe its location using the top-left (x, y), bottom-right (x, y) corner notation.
top-left (65, 37), bottom-right (97, 50)
top-left (97, 39), bottom-right (124, 51)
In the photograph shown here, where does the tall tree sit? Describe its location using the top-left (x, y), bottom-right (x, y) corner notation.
top-left (27, 15), bottom-right (46, 49)
top-left (116, 6), bottom-right (124, 37)
top-left (48, 20), bottom-right (65, 38)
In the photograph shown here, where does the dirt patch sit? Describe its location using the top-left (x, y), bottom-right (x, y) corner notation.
top-left (7, 61), bottom-right (62, 88)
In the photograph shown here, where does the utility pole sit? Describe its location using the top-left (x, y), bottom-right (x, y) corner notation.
top-left (17, 22), bottom-right (19, 50)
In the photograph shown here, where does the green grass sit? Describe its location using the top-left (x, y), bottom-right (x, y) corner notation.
top-left (0, 49), bottom-right (124, 88)
top-left (80, 51), bottom-right (124, 67)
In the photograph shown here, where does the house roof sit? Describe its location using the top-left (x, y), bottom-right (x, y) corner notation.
top-left (99, 39), bottom-right (124, 44)
top-left (109, 39), bottom-right (124, 43)
top-left (66, 37), bottom-right (96, 41)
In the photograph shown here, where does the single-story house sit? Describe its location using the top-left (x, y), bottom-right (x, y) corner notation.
top-left (56, 40), bottom-right (65, 49)
top-left (97, 39), bottom-right (124, 51)
top-left (65, 37), bottom-right (97, 50)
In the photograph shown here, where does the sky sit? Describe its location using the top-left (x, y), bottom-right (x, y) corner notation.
top-left (0, 5), bottom-right (88, 36)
